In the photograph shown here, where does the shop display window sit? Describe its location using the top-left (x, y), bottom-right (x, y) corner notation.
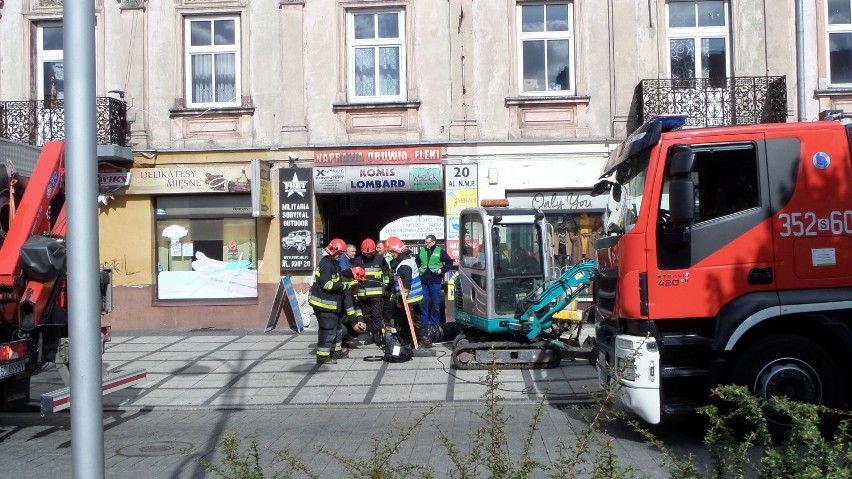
top-left (549, 213), bottom-right (602, 274)
top-left (155, 195), bottom-right (257, 300)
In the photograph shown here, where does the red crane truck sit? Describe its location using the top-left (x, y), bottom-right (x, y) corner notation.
top-left (593, 114), bottom-right (852, 433)
top-left (0, 142), bottom-right (144, 412)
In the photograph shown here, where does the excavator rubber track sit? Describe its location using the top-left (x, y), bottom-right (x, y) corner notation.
top-left (451, 331), bottom-right (562, 370)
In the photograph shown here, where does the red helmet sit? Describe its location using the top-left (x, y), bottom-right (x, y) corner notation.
top-left (349, 266), bottom-right (366, 281)
top-left (325, 238), bottom-right (346, 255)
top-left (385, 236), bottom-right (407, 253)
top-left (360, 238), bottom-right (376, 254)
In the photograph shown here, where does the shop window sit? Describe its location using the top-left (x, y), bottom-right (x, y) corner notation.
top-left (347, 8), bottom-right (407, 102)
top-left (828, 0), bottom-right (852, 84)
top-left (517, 2), bottom-right (575, 95)
top-left (549, 213), bottom-right (602, 274)
top-left (155, 195), bottom-right (257, 300)
top-left (184, 15), bottom-right (241, 107)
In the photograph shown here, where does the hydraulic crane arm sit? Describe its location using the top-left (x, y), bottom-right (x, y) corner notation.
top-left (516, 258), bottom-right (595, 340)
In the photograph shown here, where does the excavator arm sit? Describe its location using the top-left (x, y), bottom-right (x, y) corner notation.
top-left (452, 259), bottom-right (595, 370)
top-left (516, 258), bottom-right (595, 340)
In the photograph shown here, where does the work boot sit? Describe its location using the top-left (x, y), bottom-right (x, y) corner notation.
top-left (419, 336), bottom-right (433, 349)
top-left (316, 356), bottom-right (337, 365)
top-left (332, 349), bottom-right (349, 359)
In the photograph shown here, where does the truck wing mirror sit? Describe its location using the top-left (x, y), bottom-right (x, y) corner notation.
top-left (668, 178), bottom-right (694, 224)
top-left (669, 146), bottom-right (695, 176)
top-left (590, 179), bottom-right (621, 202)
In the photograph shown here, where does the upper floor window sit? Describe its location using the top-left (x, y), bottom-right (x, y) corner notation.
top-left (184, 16), bottom-right (241, 108)
top-left (347, 9), bottom-right (407, 102)
top-left (828, 0), bottom-right (852, 84)
top-left (517, 2), bottom-right (575, 95)
top-left (37, 22), bottom-right (64, 103)
top-left (666, 0), bottom-right (729, 79)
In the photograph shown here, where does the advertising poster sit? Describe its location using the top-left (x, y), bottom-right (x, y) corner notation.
top-left (444, 163), bottom-right (478, 261)
top-left (251, 159), bottom-right (274, 217)
top-left (280, 167), bottom-right (314, 272)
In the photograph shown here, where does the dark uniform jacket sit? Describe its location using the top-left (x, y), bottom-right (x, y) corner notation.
top-left (308, 255), bottom-right (345, 312)
top-left (354, 253), bottom-right (390, 298)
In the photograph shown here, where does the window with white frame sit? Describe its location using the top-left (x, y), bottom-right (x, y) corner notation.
top-left (37, 22), bottom-right (64, 103)
top-left (184, 16), bottom-right (241, 107)
top-left (828, 0), bottom-right (852, 84)
top-left (517, 2), bottom-right (574, 95)
top-left (347, 9), bottom-right (406, 102)
top-left (667, 0), bottom-right (729, 79)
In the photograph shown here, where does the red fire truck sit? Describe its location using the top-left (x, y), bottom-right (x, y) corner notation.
top-left (0, 142), bottom-right (144, 412)
top-left (593, 114), bottom-right (851, 433)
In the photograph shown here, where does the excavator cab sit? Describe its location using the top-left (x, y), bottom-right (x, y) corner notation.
top-left (455, 202), bottom-right (549, 331)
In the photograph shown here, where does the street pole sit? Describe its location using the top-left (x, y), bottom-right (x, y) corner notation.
top-left (64, 1), bottom-right (106, 478)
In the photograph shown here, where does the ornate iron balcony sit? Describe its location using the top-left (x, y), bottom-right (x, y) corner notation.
top-left (639, 76), bottom-right (787, 127)
top-left (0, 97), bottom-right (128, 147)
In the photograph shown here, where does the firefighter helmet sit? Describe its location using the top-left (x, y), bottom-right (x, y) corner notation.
top-left (360, 238), bottom-right (376, 254)
top-left (325, 238), bottom-right (346, 255)
top-left (350, 266), bottom-right (366, 281)
top-left (385, 237), bottom-right (407, 253)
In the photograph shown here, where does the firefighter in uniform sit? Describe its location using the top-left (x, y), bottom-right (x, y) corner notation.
top-left (386, 237), bottom-right (433, 349)
top-left (354, 238), bottom-right (390, 346)
top-left (340, 266), bottom-right (367, 346)
top-left (376, 239), bottom-right (395, 328)
top-left (308, 238), bottom-right (357, 365)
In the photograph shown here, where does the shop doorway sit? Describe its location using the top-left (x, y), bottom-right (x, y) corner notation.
top-left (316, 190), bottom-right (444, 249)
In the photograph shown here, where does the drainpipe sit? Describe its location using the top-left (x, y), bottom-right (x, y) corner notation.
top-left (796, 0), bottom-right (806, 121)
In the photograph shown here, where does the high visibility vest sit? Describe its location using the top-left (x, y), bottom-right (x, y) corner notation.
top-left (394, 257), bottom-right (423, 303)
top-left (418, 246), bottom-right (444, 276)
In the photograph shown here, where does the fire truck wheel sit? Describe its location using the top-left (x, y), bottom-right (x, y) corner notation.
top-left (731, 334), bottom-right (844, 438)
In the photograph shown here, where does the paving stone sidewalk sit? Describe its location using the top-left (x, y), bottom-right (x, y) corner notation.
top-left (0, 327), bottom-right (707, 478)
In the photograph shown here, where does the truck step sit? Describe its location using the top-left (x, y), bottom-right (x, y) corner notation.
top-left (659, 335), bottom-right (711, 349)
top-left (40, 368), bottom-right (146, 413)
top-left (662, 403), bottom-right (701, 415)
top-left (660, 366), bottom-right (709, 378)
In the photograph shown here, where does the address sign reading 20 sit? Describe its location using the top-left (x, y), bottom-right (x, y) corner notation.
top-left (777, 211), bottom-right (852, 237)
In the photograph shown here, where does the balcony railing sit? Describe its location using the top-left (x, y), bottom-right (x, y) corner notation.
top-left (0, 97), bottom-right (128, 147)
top-left (639, 76), bottom-right (788, 127)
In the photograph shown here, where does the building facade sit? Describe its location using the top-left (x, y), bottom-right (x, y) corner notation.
top-left (0, 0), bottom-right (839, 329)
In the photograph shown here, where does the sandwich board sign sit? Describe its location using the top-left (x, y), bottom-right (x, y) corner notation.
top-left (265, 276), bottom-right (305, 333)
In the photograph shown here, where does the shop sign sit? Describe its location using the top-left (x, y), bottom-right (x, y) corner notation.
top-left (312, 165), bottom-right (442, 193)
top-left (125, 164), bottom-right (252, 195)
top-left (98, 162), bottom-right (131, 195)
top-left (444, 164), bottom-right (478, 260)
top-left (251, 159), bottom-right (273, 218)
top-left (280, 167), bottom-right (314, 272)
top-left (380, 215), bottom-right (445, 241)
top-left (314, 146), bottom-right (443, 166)
top-left (507, 190), bottom-right (607, 212)
top-left (313, 167), bottom-right (346, 194)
